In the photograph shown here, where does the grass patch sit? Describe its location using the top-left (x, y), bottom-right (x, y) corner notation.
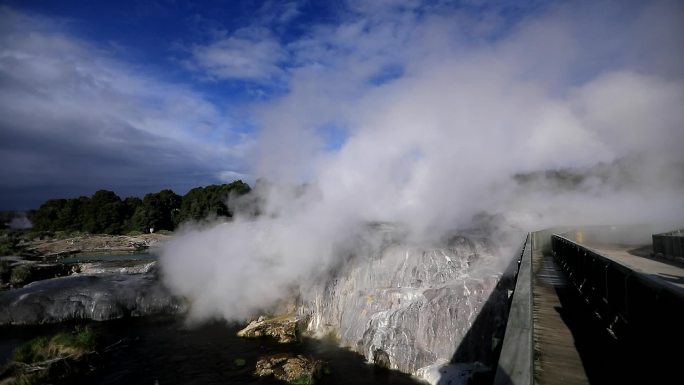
top-left (12, 370), bottom-right (50, 385)
top-left (12, 327), bottom-right (98, 364)
top-left (0, 238), bottom-right (21, 256)
top-left (291, 374), bottom-right (314, 385)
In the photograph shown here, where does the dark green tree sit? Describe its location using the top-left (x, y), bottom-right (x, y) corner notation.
top-left (130, 189), bottom-right (182, 232)
top-left (30, 181), bottom-right (251, 234)
top-left (121, 197), bottom-right (142, 231)
top-left (31, 197), bottom-right (89, 232)
top-left (175, 180), bottom-right (251, 225)
top-left (82, 190), bottom-right (125, 234)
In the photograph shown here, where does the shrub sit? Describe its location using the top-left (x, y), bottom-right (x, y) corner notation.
top-left (12, 327), bottom-right (98, 364)
top-left (9, 264), bottom-right (33, 287)
top-left (0, 239), bottom-right (19, 256)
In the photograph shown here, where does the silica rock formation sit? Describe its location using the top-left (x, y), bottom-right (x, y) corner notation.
top-left (300, 234), bottom-right (509, 381)
top-left (0, 269), bottom-right (183, 325)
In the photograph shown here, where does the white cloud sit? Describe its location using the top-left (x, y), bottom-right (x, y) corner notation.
top-left (0, 7), bottom-right (250, 206)
top-left (191, 33), bottom-right (286, 81)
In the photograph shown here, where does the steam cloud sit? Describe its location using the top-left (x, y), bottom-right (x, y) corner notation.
top-left (161, 1), bottom-right (684, 322)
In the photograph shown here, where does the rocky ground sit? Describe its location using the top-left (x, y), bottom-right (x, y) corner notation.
top-left (20, 233), bottom-right (170, 258)
top-left (0, 231), bottom-right (168, 291)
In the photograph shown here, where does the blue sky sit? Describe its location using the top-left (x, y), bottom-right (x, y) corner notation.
top-left (0, 0), bottom-right (682, 211)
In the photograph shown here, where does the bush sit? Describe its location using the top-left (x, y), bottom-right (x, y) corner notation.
top-left (0, 238), bottom-right (19, 256)
top-left (13, 370), bottom-right (50, 385)
top-left (12, 327), bottom-right (98, 364)
top-left (126, 230), bottom-right (143, 236)
top-left (9, 264), bottom-right (33, 287)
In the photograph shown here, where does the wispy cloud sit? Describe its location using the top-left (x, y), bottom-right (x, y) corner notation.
top-left (186, 1), bottom-right (305, 83)
top-left (190, 30), bottom-right (286, 81)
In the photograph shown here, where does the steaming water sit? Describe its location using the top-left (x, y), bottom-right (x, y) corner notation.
top-left (0, 316), bottom-right (423, 385)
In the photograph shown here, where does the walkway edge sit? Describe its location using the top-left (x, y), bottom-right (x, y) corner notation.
top-left (494, 234), bottom-right (533, 385)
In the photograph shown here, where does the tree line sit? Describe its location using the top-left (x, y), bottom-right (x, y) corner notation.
top-left (29, 181), bottom-right (251, 234)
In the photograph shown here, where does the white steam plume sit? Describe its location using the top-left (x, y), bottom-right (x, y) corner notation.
top-left (161, 0), bottom-right (684, 322)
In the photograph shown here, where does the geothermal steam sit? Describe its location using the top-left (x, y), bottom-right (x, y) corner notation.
top-left (161, 1), bottom-right (684, 321)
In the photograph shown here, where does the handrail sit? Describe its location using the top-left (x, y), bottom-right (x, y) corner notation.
top-left (494, 234), bottom-right (533, 385)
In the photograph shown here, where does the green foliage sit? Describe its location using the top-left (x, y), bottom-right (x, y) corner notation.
top-left (28, 180), bottom-right (252, 234)
top-left (82, 190), bottom-right (126, 234)
top-left (291, 374), bottom-right (314, 385)
top-left (233, 358), bottom-right (247, 367)
top-left (129, 189), bottom-right (182, 232)
top-left (9, 264), bottom-right (33, 286)
top-left (122, 197), bottom-right (142, 231)
top-left (13, 370), bottom-right (50, 385)
top-left (175, 181), bottom-right (251, 225)
top-left (11, 327), bottom-right (97, 364)
top-left (0, 238), bottom-right (20, 256)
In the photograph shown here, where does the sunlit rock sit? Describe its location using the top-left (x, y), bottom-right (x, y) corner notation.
top-left (255, 353), bottom-right (324, 384)
top-left (237, 314), bottom-right (304, 343)
top-left (75, 260), bottom-right (157, 275)
top-left (300, 235), bottom-right (509, 383)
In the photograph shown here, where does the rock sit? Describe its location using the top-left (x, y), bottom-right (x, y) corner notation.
top-left (3, 261), bottom-right (71, 288)
top-left (255, 354), bottom-right (324, 384)
top-left (0, 271), bottom-right (185, 325)
top-left (75, 260), bottom-right (157, 275)
top-left (237, 315), bottom-right (303, 343)
top-left (373, 348), bottom-right (391, 369)
top-left (300, 234), bottom-right (509, 380)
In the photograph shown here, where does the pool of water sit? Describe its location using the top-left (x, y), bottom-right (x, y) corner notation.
top-left (1, 316), bottom-right (423, 385)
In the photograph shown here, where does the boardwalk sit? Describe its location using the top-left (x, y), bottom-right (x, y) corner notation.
top-left (531, 243), bottom-right (588, 385)
top-left (496, 227), bottom-right (684, 385)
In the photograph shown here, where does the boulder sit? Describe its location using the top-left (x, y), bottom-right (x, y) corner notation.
top-left (237, 315), bottom-right (303, 343)
top-left (255, 353), bottom-right (324, 384)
